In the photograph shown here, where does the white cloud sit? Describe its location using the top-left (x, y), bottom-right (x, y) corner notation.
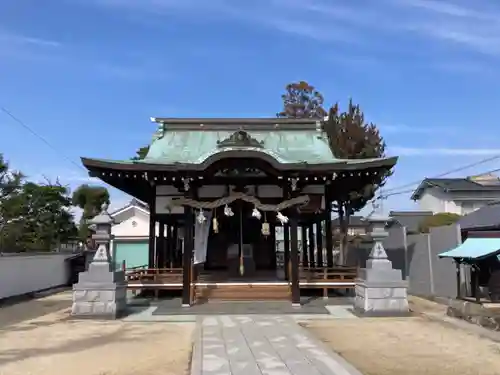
top-left (0, 31), bottom-right (63, 61)
top-left (380, 124), bottom-right (448, 134)
top-left (0, 27), bottom-right (167, 81)
top-left (391, 147), bottom-right (500, 156)
top-left (0, 32), bottom-right (62, 48)
top-left (399, 0), bottom-right (495, 20)
top-left (393, 0), bottom-right (500, 56)
top-left (78, 0), bottom-right (500, 62)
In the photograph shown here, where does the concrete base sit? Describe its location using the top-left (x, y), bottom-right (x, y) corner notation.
top-left (354, 278), bottom-right (410, 317)
top-left (71, 261), bottom-right (127, 319)
top-left (447, 299), bottom-right (500, 331)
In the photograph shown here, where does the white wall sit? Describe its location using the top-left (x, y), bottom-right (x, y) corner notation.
top-left (418, 188), bottom-right (500, 215)
top-left (0, 253), bottom-right (71, 300)
top-left (112, 212), bottom-right (150, 238)
top-left (418, 188), bottom-right (451, 213)
top-left (111, 207), bottom-right (169, 239)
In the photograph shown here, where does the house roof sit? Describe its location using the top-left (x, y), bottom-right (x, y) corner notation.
top-left (331, 216), bottom-right (366, 227)
top-left (410, 177), bottom-right (500, 200)
top-left (438, 237), bottom-right (500, 260)
top-left (110, 198), bottom-right (149, 218)
top-left (457, 201), bottom-right (500, 231)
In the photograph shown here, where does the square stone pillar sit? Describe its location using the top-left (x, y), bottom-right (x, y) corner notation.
top-left (71, 204), bottom-right (127, 319)
top-left (354, 215), bottom-right (409, 316)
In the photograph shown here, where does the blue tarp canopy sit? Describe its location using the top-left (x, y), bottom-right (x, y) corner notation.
top-left (438, 238), bottom-right (500, 260)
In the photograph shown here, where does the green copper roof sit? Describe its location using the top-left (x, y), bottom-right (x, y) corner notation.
top-left (80, 118), bottom-right (398, 172)
top-left (139, 128), bottom-right (336, 165)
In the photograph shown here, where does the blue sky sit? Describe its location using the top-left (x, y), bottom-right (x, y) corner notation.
top-left (1, 0), bottom-right (500, 215)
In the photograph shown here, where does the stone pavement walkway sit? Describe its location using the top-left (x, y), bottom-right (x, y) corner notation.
top-left (191, 315), bottom-right (363, 375)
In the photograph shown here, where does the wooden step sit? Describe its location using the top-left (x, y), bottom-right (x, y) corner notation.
top-left (195, 284), bottom-right (290, 301)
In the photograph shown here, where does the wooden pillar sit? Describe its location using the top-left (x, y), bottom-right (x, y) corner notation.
top-left (284, 225), bottom-right (290, 280)
top-left (148, 189), bottom-right (156, 269)
top-left (270, 222), bottom-right (277, 270)
top-left (301, 225), bottom-right (308, 267)
top-left (316, 218), bottom-right (323, 267)
top-left (158, 222), bottom-right (165, 268)
top-left (164, 224), bottom-right (173, 268)
top-left (172, 224), bottom-right (179, 267)
top-left (456, 261), bottom-right (461, 299)
top-left (283, 183), bottom-right (290, 280)
top-left (182, 206), bottom-right (194, 306)
top-left (474, 266), bottom-right (480, 302)
top-left (290, 213), bottom-right (300, 305)
top-left (325, 187), bottom-right (334, 267)
top-left (308, 222), bottom-right (315, 268)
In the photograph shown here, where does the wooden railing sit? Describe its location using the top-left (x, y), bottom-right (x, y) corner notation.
top-left (298, 266), bottom-right (358, 298)
top-left (126, 267), bottom-right (184, 298)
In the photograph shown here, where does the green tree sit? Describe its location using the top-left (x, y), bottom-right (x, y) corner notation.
top-left (0, 154), bottom-right (23, 200)
top-left (278, 82), bottom-right (391, 265)
top-left (132, 145), bottom-right (149, 160)
top-left (277, 81), bottom-right (327, 119)
top-left (0, 154), bottom-right (23, 251)
top-left (11, 181), bottom-right (77, 251)
top-left (418, 213), bottom-right (461, 233)
top-left (324, 100), bottom-right (391, 264)
top-left (1, 156), bottom-right (77, 252)
top-left (72, 184), bottom-right (110, 241)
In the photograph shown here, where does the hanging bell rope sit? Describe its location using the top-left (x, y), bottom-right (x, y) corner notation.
top-left (165, 192), bottom-right (310, 212)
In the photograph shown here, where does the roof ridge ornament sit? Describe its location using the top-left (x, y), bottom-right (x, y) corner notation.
top-left (217, 130), bottom-right (264, 149)
top-left (152, 122), bottom-right (166, 141)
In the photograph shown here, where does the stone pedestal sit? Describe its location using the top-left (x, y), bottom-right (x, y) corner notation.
top-left (354, 215), bottom-right (409, 316)
top-left (71, 204), bottom-right (127, 319)
top-left (71, 261), bottom-right (127, 319)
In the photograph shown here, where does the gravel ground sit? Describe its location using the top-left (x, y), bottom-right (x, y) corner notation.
top-left (0, 292), bottom-right (195, 375)
top-left (303, 298), bottom-right (500, 375)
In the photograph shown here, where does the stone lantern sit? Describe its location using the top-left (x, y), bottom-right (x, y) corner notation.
top-left (71, 204), bottom-right (127, 319)
top-left (354, 214), bottom-right (409, 316)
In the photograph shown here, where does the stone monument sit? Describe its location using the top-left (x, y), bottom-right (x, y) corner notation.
top-left (71, 203), bottom-right (127, 319)
top-left (353, 214), bottom-right (409, 316)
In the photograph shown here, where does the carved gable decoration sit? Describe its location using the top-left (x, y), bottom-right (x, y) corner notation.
top-left (217, 130), bottom-right (264, 149)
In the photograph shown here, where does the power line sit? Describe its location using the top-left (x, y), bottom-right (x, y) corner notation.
top-left (378, 166), bottom-right (500, 201)
top-left (380, 154), bottom-right (500, 196)
top-left (1, 106), bottom-right (86, 172)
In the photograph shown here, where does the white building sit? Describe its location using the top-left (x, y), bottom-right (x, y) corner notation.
top-left (109, 199), bottom-right (183, 269)
top-left (411, 174), bottom-right (500, 215)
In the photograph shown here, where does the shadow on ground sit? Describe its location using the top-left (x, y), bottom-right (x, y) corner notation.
top-left (0, 297), bottom-right (72, 329)
top-left (0, 324), bottom-right (156, 367)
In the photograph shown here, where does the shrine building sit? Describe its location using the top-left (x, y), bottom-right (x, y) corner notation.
top-left (81, 117), bottom-right (397, 306)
